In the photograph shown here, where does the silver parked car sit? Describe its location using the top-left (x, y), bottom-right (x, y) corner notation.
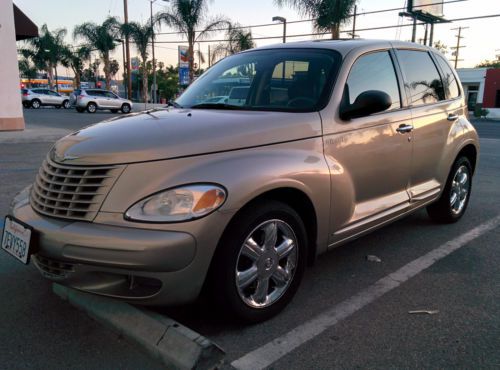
top-left (5, 40), bottom-right (478, 323)
top-left (21, 88), bottom-right (70, 109)
top-left (73, 88), bottom-right (133, 113)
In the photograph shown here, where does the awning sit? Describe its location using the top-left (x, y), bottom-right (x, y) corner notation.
top-left (14, 4), bottom-right (38, 40)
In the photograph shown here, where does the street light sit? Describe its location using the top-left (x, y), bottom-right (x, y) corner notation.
top-left (114, 38), bottom-right (127, 97)
top-left (150, 0), bottom-right (170, 104)
top-left (272, 16), bottom-right (287, 43)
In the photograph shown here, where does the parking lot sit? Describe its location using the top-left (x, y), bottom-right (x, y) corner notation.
top-left (1, 108), bottom-right (499, 369)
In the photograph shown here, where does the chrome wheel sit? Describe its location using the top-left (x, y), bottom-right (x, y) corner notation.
top-left (235, 219), bottom-right (298, 308)
top-left (31, 100), bottom-right (40, 109)
top-left (450, 165), bottom-right (470, 215)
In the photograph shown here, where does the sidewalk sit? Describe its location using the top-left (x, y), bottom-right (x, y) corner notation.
top-left (0, 124), bottom-right (71, 143)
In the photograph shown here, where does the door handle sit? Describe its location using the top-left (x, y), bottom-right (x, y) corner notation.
top-left (447, 114), bottom-right (459, 121)
top-left (396, 124), bottom-right (414, 133)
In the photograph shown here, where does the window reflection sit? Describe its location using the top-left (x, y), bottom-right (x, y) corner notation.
top-left (397, 50), bottom-right (445, 106)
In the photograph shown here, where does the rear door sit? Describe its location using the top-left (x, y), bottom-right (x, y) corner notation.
top-left (395, 49), bottom-right (460, 204)
top-left (105, 91), bottom-right (121, 108)
top-left (325, 50), bottom-right (413, 243)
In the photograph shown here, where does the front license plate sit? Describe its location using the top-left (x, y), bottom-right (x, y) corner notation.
top-left (1, 216), bottom-right (32, 264)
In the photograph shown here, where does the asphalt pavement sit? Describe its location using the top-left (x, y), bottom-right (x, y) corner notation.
top-left (0, 109), bottom-right (499, 369)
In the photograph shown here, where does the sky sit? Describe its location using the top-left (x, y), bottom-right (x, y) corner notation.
top-left (14, 0), bottom-right (500, 78)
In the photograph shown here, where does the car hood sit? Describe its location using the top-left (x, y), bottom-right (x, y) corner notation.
top-left (51, 108), bottom-right (322, 165)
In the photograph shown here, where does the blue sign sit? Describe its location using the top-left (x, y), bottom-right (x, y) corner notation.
top-left (179, 67), bottom-right (190, 86)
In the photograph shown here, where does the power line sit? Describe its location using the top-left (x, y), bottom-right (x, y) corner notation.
top-left (155, 0), bottom-right (467, 36)
top-left (152, 13), bottom-right (500, 45)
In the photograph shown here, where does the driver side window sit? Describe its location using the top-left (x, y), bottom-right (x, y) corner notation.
top-left (346, 51), bottom-right (401, 112)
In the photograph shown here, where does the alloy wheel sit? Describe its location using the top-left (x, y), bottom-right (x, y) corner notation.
top-left (235, 219), bottom-right (298, 308)
top-left (450, 164), bottom-right (470, 215)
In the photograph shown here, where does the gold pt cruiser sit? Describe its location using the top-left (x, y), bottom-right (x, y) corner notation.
top-left (4, 40), bottom-right (479, 322)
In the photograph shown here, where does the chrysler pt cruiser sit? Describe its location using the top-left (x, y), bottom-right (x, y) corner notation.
top-left (3, 40), bottom-right (479, 322)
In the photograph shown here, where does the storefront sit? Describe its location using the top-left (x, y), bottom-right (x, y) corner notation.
top-left (457, 67), bottom-right (500, 118)
top-left (0, 1), bottom-right (37, 131)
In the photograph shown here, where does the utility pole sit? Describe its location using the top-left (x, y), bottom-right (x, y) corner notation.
top-left (272, 16), bottom-right (287, 43)
top-left (208, 45), bottom-right (211, 67)
top-left (124, 0), bottom-right (132, 100)
top-left (351, 5), bottom-right (357, 39)
top-left (150, 0), bottom-right (157, 104)
top-left (451, 26), bottom-right (468, 69)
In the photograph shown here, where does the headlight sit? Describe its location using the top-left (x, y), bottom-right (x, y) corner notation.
top-left (125, 184), bottom-right (226, 222)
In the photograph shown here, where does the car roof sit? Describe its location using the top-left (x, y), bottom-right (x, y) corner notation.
top-left (251, 39), bottom-right (433, 57)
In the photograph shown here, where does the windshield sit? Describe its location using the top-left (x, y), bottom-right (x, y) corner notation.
top-left (176, 48), bottom-right (341, 112)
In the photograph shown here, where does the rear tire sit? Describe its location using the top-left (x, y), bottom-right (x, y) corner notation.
top-left (62, 100), bottom-right (70, 109)
top-left (86, 102), bottom-right (97, 113)
top-left (427, 156), bottom-right (472, 223)
top-left (121, 103), bottom-right (131, 114)
top-left (208, 200), bottom-right (307, 323)
top-left (31, 99), bottom-right (41, 109)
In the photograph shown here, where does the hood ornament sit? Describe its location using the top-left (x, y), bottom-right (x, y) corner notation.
top-left (50, 148), bottom-right (79, 163)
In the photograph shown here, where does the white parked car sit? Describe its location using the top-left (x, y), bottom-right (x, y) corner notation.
top-left (73, 89), bottom-right (133, 113)
top-left (21, 88), bottom-right (70, 109)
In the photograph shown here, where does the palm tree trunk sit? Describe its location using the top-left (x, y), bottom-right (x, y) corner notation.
top-left (142, 59), bottom-right (149, 103)
top-left (54, 66), bottom-right (59, 93)
top-left (103, 53), bottom-right (111, 90)
top-left (75, 72), bottom-right (81, 89)
top-left (331, 24), bottom-right (340, 40)
top-left (188, 32), bottom-right (195, 84)
top-left (47, 66), bottom-right (54, 89)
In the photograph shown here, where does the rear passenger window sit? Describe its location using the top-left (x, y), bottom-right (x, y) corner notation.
top-left (434, 54), bottom-right (460, 99)
top-left (397, 50), bottom-right (445, 106)
top-left (345, 51), bottom-right (401, 111)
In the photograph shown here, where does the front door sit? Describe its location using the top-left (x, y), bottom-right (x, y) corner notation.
top-left (325, 50), bottom-right (412, 245)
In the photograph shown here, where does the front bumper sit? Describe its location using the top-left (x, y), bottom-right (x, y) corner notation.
top-left (10, 190), bottom-right (207, 305)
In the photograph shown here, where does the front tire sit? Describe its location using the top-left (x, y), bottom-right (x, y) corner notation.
top-left (86, 102), bottom-right (97, 113)
top-left (427, 156), bottom-right (472, 223)
top-left (62, 100), bottom-right (70, 109)
top-left (121, 103), bottom-right (131, 114)
top-left (209, 201), bottom-right (307, 323)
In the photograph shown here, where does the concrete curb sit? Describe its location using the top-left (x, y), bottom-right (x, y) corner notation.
top-left (53, 284), bottom-right (225, 370)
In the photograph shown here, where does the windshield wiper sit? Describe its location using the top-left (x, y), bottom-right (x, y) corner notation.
top-left (167, 101), bottom-right (183, 108)
top-left (189, 103), bottom-right (244, 110)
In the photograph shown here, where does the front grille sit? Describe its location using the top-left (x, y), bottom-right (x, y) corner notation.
top-left (30, 156), bottom-right (123, 221)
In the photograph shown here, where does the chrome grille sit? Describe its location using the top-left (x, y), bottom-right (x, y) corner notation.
top-left (30, 157), bottom-right (123, 221)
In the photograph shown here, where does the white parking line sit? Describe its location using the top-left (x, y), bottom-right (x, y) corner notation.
top-left (231, 215), bottom-right (500, 370)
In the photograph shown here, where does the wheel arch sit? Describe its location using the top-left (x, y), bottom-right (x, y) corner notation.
top-left (221, 187), bottom-right (319, 266)
top-left (456, 143), bottom-right (478, 175)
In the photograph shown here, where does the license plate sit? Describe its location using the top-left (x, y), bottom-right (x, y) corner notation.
top-left (1, 216), bottom-right (32, 264)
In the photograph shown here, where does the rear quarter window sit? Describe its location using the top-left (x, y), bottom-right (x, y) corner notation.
top-left (434, 54), bottom-right (461, 99)
top-left (396, 50), bottom-right (445, 106)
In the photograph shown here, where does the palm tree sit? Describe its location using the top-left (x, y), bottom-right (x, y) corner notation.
top-left (275, 0), bottom-right (356, 39)
top-left (18, 58), bottom-right (38, 88)
top-left (121, 21), bottom-right (154, 102)
top-left (61, 46), bottom-right (91, 89)
top-left (156, 0), bottom-right (229, 83)
top-left (20, 24), bottom-right (67, 90)
top-left (211, 23), bottom-right (255, 64)
top-left (73, 17), bottom-right (121, 89)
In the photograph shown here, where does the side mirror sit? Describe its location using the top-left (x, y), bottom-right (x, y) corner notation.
top-left (340, 90), bottom-right (392, 120)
